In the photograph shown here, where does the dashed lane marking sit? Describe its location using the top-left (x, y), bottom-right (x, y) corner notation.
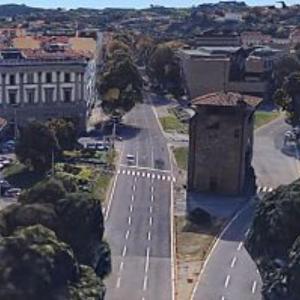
top-left (252, 281), bottom-right (257, 294)
top-left (116, 276), bottom-right (121, 288)
top-left (224, 275), bottom-right (231, 288)
top-left (237, 242), bottom-right (243, 251)
top-left (122, 245), bottom-right (127, 257)
top-left (230, 256), bottom-right (237, 268)
top-left (125, 230), bottom-right (130, 240)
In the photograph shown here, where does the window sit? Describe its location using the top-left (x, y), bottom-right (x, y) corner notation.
top-left (8, 90), bottom-right (17, 105)
top-left (46, 72), bottom-right (52, 83)
top-left (26, 88), bottom-right (35, 104)
top-left (9, 74), bottom-right (15, 85)
top-left (64, 72), bottom-right (71, 83)
top-left (44, 88), bottom-right (54, 103)
top-left (63, 88), bottom-right (72, 103)
top-left (27, 73), bottom-right (34, 84)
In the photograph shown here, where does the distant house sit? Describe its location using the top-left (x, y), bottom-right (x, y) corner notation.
top-left (241, 31), bottom-right (272, 47)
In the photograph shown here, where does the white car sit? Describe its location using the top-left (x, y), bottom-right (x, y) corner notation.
top-left (126, 154), bottom-right (135, 165)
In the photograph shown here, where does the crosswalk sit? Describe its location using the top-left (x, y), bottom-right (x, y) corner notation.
top-left (117, 168), bottom-right (176, 182)
top-left (257, 186), bottom-right (274, 193)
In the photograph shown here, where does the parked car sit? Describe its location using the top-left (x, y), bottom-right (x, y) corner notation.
top-left (4, 188), bottom-right (21, 198)
top-left (0, 180), bottom-right (12, 194)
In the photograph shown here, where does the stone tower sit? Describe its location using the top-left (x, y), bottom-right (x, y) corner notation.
top-left (188, 92), bottom-right (261, 196)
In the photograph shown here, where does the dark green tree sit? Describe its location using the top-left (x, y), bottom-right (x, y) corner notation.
top-left (15, 121), bottom-right (60, 173)
top-left (0, 225), bottom-right (105, 300)
top-left (47, 118), bottom-right (77, 151)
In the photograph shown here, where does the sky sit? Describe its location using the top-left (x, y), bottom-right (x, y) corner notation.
top-left (0, 0), bottom-right (299, 9)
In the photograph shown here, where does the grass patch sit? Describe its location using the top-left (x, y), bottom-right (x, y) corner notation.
top-left (255, 111), bottom-right (281, 129)
top-left (92, 171), bottom-right (112, 203)
top-left (3, 162), bottom-right (45, 189)
top-left (159, 114), bottom-right (188, 134)
top-left (173, 147), bottom-right (188, 171)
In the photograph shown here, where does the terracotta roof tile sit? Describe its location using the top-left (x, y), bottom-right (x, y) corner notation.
top-left (192, 92), bottom-right (262, 107)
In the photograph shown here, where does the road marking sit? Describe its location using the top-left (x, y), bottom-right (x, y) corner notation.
top-left (252, 281), bottom-right (257, 294)
top-left (131, 195), bottom-right (135, 202)
top-left (149, 206), bottom-right (153, 213)
top-left (221, 296), bottom-right (225, 300)
top-left (127, 170), bottom-right (131, 175)
top-left (157, 174), bottom-right (161, 180)
top-left (116, 276), bottom-right (121, 288)
top-left (147, 173), bottom-right (150, 178)
top-left (119, 164), bottom-right (171, 173)
top-left (237, 242), bottom-right (243, 251)
top-left (224, 275), bottom-right (231, 288)
top-left (125, 230), bottom-right (130, 240)
top-left (152, 174), bottom-right (155, 179)
top-left (128, 216), bottom-right (132, 225)
top-left (245, 229), bottom-right (250, 238)
top-left (143, 275), bottom-right (148, 291)
top-left (129, 204), bottom-right (133, 212)
top-left (119, 261), bottom-right (124, 272)
top-left (230, 256), bottom-right (237, 268)
top-left (147, 231), bottom-right (151, 241)
top-left (151, 185), bottom-right (154, 193)
top-left (133, 185), bottom-right (136, 192)
top-left (142, 172), bottom-right (145, 177)
top-left (151, 194), bottom-right (154, 202)
top-left (145, 247), bottom-right (150, 273)
top-left (137, 171), bottom-right (140, 176)
top-left (262, 186), bottom-right (267, 192)
top-left (268, 187), bottom-right (273, 192)
top-left (167, 176), bottom-right (171, 181)
top-left (134, 176), bottom-right (137, 182)
top-left (117, 170), bottom-right (120, 174)
top-left (122, 170), bottom-right (126, 175)
top-left (149, 216), bottom-right (153, 226)
top-left (173, 177), bottom-right (176, 183)
top-left (162, 175), bottom-right (166, 180)
top-left (132, 171), bottom-right (135, 176)
top-left (122, 245), bottom-right (127, 257)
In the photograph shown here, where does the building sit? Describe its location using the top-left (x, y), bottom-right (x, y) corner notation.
top-left (193, 32), bottom-right (241, 47)
top-left (188, 92), bottom-right (261, 195)
top-left (241, 31), bottom-right (272, 47)
top-left (0, 48), bottom-right (90, 132)
top-left (179, 46), bottom-right (282, 101)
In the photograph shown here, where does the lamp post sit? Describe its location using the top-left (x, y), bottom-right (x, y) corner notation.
top-left (12, 103), bottom-right (19, 141)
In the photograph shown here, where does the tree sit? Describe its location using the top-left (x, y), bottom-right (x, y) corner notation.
top-left (245, 179), bottom-right (300, 300)
top-left (0, 225), bottom-right (105, 300)
top-left (0, 178), bottom-right (111, 280)
top-left (47, 118), bottom-right (77, 151)
top-left (98, 53), bottom-right (143, 116)
top-left (15, 121), bottom-right (60, 173)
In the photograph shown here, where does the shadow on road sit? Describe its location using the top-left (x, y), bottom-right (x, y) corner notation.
top-left (117, 124), bottom-right (142, 141)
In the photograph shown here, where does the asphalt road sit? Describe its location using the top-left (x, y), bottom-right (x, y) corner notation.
top-left (192, 117), bottom-right (300, 300)
top-left (105, 95), bottom-right (174, 300)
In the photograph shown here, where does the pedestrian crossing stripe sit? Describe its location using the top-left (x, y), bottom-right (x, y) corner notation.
top-left (118, 168), bottom-right (176, 182)
top-left (257, 186), bottom-right (273, 193)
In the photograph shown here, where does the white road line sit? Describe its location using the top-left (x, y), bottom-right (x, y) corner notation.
top-left (131, 195), bottom-right (135, 202)
top-left (127, 170), bottom-right (131, 175)
top-left (167, 176), bottom-right (171, 181)
top-left (147, 173), bottom-right (151, 178)
top-left (237, 242), bottom-right (243, 251)
top-left (157, 174), bottom-right (161, 180)
top-left (134, 176), bottom-right (137, 182)
top-left (245, 229), bottom-right (250, 238)
top-left (262, 186), bottom-right (267, 193)
top-left (143, 275), bottom-right (148, 291)
top-left (151, 185), bottom-right (154, 193)
top-left (230, 256), bottom-right (237, 268)
top-left (116, 276), bottom-right (121, 288)
top-left (133, 185), bottom-right (136, 192)
top-left (136, 151), bottom-right (139, 167)
top-left (142, 172), bottom-right (145, 177)
top-left (149, 206), bottom-right (153, 213)
top-left (137, 171), bottom-right (140, 176)
top-left (147, 231), bottom-right (151, 241)
top-left (119, 164), bottom-right (171, 173)
top-left (221, 296), bottom-right (225, 300)
top-left (173, 177), bottom-right (176, 183)
top-left (224, 275), bottom-right (231, 288)
top-left (122, 170), bottom-right (126, 175)
top-left (117, 169), bottom-right (120, 174)
top-left (129, 204), bottom-right (133, 212)
top-left (128, 216), bottom-right (132, 225)
top-left (122, 245), bottom-right (127, 257)
top-left (119, 261), bottom-right (124, 272)
top-left (145, 247), bottom-right (150, 273)
top-left (162, 175), bottom-right (166, 180)
top-left (151, 194), bottom-right (154, 202)
top-left (132, 171), bottom-right (135, 176)
top-left (149, 216), bottom-right (153, 226)
top-left (268, 187), bottom-right (273, 192)
top-left (252, 281), bottom-right (257, 294)
top-left (125, 230), bottom-right (130, 240)
top-left (152, 174), bottom-right (155, 179)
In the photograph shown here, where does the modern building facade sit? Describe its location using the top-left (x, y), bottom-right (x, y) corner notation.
top-left (178, 46), bottom-right (282, 101)
top-left (0, 48), bottom-right (89, 132)
top-left (188, 92), bottom-right (261, 195)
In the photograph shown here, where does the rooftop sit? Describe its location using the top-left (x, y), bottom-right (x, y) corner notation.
top-left (192, 92), bottom-right (262, 107)
top-left (180, 46), bottom-right (242, 58)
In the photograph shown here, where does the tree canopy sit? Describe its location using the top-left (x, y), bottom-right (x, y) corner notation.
top-left (246, 179), bottom-right (300, 300)
top-left (0, 225), bottom-right (105, 300)
top-left (15, 121), bottom-right (60, 173)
